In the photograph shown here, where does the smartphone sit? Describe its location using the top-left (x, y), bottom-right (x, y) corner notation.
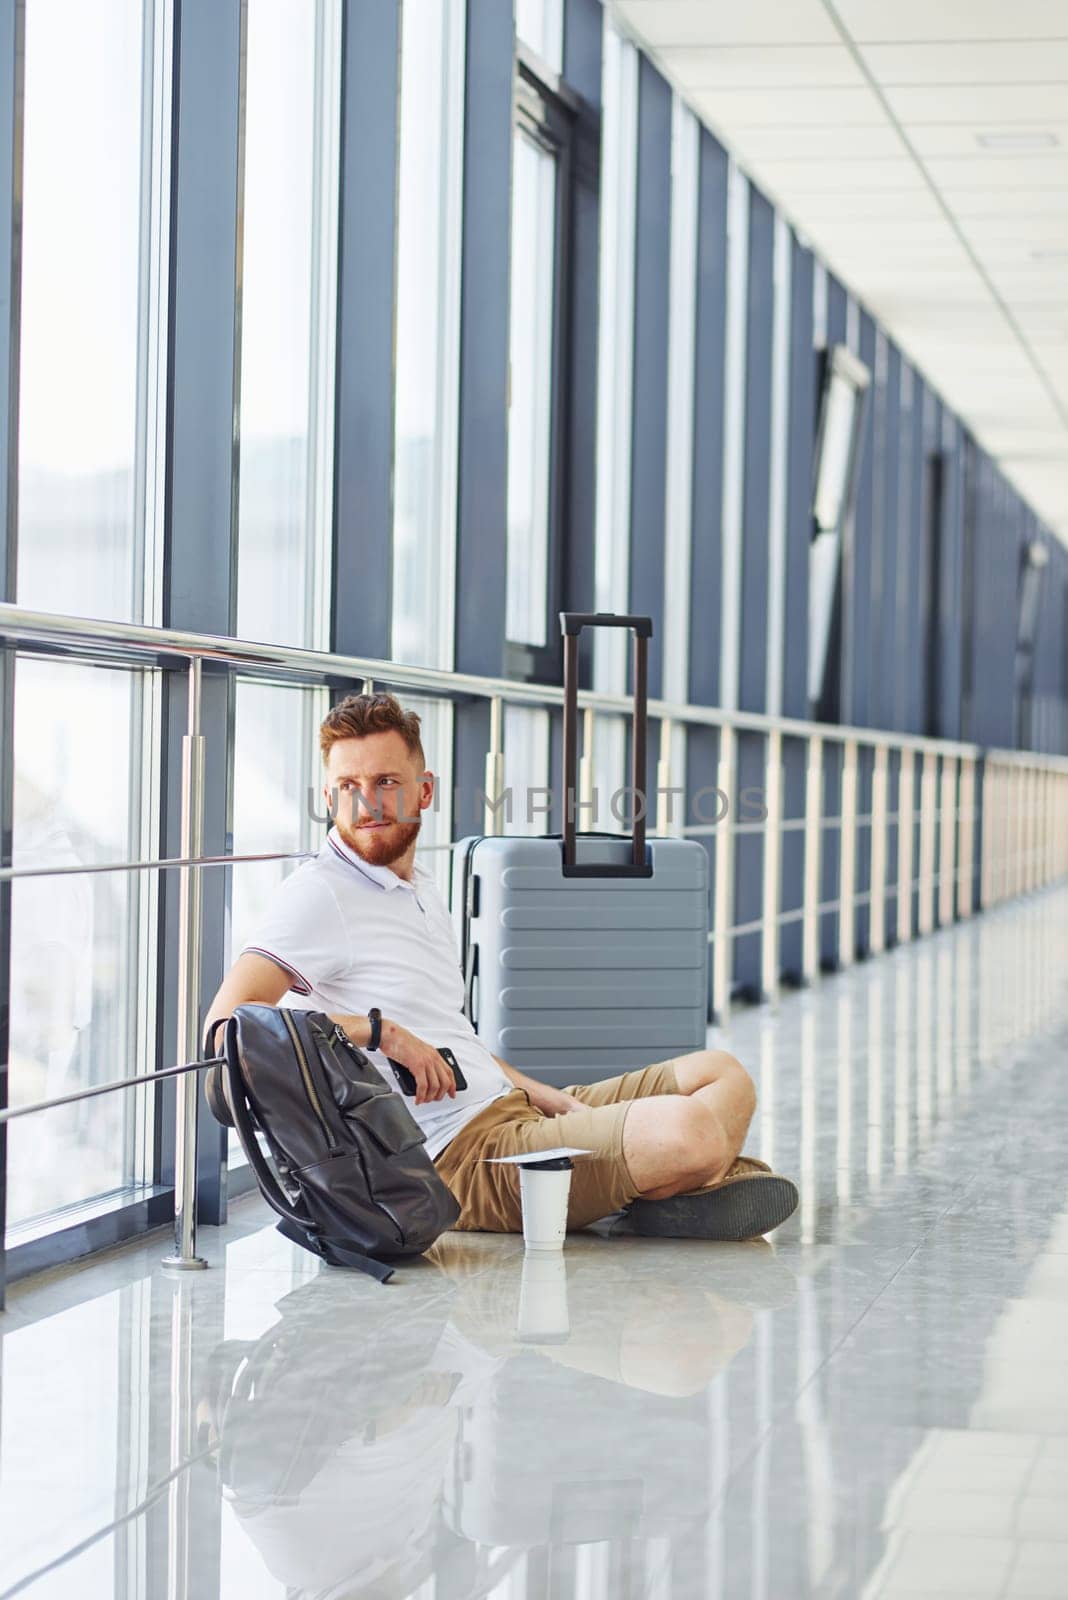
top-left (388, 1046), bottom-right (468, 1097)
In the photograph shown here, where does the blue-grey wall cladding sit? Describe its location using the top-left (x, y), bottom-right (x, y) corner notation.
top-left (733, 186), bottom-right (775, 998)
top-left (779, 237), bottom-right (815, 985)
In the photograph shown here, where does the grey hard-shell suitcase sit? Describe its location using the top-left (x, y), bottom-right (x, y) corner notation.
top-left (451, 612), bottom-right (710, 1087)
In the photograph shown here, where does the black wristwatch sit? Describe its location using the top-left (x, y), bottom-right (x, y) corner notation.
top-left (367, 1007), bottom-right (383, 1052)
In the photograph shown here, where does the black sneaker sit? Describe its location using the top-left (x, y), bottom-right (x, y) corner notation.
top-left (621, 1157), bottom-right (799, 1241)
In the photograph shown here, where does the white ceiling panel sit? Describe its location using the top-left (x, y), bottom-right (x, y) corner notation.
top-left (961, 214), bottom-right (1068, 241)
top-left (688, 86), bottom-right (885, 127)
top-left (981, 427), bottom-right (1068, 450)
top-left (834, 0), bottom-right (1068, 45)
top-left (805, 218), bottom-right (962, 247)
top-left (728, 124), bottom-right (907, 159)
top-left (614, 0), bottom-right (839, 47)
top-left (884, 84), bottom-right (1068, 124)
top-left (792, 190), bottom-right (945, 221)
top-left (908, 123), bottom-right (1068, 157)
top-left (660, 44), bottom-right (863, 89)
top-left (947, 186), bottom-right (1068, 217)
top-left (861, 41), bottom-right (1068, 85)
top-left (609, 0), bottom-right (1068, 544)
top-left (924, 155), bottom-right (1068, 190)
top-left (745, 157), bottom-right (920, 191)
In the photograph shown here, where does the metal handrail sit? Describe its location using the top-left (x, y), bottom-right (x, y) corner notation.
top-left (0, 848), bottom-right (315, 883)
top-left (0, 601), bottom-right (994, 759)
top-left (0, 1056), bottom-right (224, 1125)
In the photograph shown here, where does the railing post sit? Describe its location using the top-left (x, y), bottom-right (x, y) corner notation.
top-left (917, 750), bottom-right (937, 936)
top-left (896, 748), bottom-right (915, 944)
top-left (760, 727), bottom-right (783, 1003)
top-left (938, 754), bottom-right (958, 927)
top-left (711, 724), bottom-right (736, 1023)
top-left (656, 717), bottom-right (674, 835)
top-left (1047, 769), bottom-right (1058, 886)
top-left (837, 738), bottom-right (858, 970)
top-left (802, 734), bottom-right (822, 984)
top-left (1017, 764), bottom-right (1027, 897)
top-left (163, 660), bottom-right (208, 1271)
top-left (958, 756), bottom-right (976, 918)
top-left (869, 743), bottom-right (888, 955)
top-left (1011, 765), bottom-right (1024, 899)
top-left (991, 760), bottom-right (1006, 905)
top-left (483, 694), bottom-right (505, 837)
top-left (579, 706), bottom-right (595, 823)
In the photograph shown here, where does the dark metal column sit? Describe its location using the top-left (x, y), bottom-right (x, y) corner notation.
top-left (688, 128), bottom-right (728, 1016)
top-left (550, 0), bottom-right (602, 823)
top-left (331, 0), bottom-right (399, 661)
top-left (158, 0), bottom-right (245, 1227)
top-left (624, 55), bottom-right (671, 826)
top-left (627, 55), bottom-right (670, 701)
top-left (818, 274), bottom-right (848, 970)
top-left (779, 236), bottom-right (814, 983)
top-left (452, 0), bottom-right (514, 833)
top-left (734, 186), bottom-right (774, 997)
top-left (851, 310), bottom-right (877, 953)
top-left (0, 0), bottom-right (24, 1310)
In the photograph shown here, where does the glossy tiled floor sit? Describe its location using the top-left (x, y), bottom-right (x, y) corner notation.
top-left (2, 886), bottom-right (1067, 1599)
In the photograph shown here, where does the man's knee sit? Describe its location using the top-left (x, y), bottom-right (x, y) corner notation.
top-left (734, 1062), bottom-right (757, 1120)
top-left (658, 1097), bottom-right (730, 1186)
top-left (675, 1047), bottom-right (757, 1102)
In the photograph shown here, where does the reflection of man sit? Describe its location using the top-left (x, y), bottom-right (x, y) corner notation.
top-left (199, 1243), bottom-right (796, 1595)
top-left (206, 693), bottom-right (799, 1241)
top-left (197, 1280), bottom-right (497, 1598)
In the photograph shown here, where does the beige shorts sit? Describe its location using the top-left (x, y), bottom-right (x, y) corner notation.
top-left (434, 1057), bottom-right (682, 1233)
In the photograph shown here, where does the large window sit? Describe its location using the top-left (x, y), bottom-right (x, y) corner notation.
top-left (7, 661), bottom-right (156, 1232)
top-left (506, 131), bottom-right (557, 658)
top-left (7, 0), bottom-right (164, 1244)
top-left (16, 0), bottom-right (163, 623)
top-left (236, 0), bottom-right (341, 650)
top-left (505, 49), bottom-right (574, 684)
top-left (516, 0), bottom-right (563, 71)
top-left (391, 0), bottom-right (466, 672)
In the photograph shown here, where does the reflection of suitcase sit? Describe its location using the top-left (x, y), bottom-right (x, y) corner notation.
top-left (451, 614), bottom-right (710, 1088)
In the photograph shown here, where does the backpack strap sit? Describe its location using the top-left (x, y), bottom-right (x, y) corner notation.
top-left (224, 1020), bottom-right (394, 1285)
top-left (274, 1216), bottom-right (394, 1283)
top-left (222, 1020), bottom-right (319, 1233)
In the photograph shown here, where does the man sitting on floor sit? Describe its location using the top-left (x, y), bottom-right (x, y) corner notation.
top-left (205, 694), bottom-right (798, 1240)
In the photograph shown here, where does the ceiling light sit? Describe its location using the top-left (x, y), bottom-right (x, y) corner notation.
top-left (975, 131), bottom-right (1059, 151)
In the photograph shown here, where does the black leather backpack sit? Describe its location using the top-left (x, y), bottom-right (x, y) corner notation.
top-left (205, 1004), bottom-right (461, 1281)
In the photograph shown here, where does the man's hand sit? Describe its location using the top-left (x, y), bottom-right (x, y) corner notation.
top-left (524, 1081), bottom-right (584, 1118)
top-left (379, 1019), bottom-right (457, 1106)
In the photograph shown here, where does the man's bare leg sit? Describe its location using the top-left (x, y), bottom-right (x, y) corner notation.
top-left (623, 1050), bottom-right (756, 1201)
top-left (615, 1049), bottom-right (797, 1238)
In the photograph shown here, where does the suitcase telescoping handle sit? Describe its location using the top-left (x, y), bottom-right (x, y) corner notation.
top-left (560, 612), bottom-right (653, 877)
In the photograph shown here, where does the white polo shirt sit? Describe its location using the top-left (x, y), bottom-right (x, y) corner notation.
top-left (241, 828), bottom-right (511, 1158)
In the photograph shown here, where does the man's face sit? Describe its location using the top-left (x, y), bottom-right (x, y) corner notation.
top-left (324, 731), bottom-right (434, 867)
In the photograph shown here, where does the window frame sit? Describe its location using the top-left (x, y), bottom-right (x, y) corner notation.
top-left (503, 46), bottom-right (582, 688)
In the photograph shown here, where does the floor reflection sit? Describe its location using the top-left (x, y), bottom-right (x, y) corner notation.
top-left (196, 1240), bottom-right (795, 1599)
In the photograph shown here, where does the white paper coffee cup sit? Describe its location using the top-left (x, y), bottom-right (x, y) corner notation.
top-left (518, 1161), bottom-right (573, 1252)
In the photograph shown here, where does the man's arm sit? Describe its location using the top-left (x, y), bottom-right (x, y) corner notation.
top-left (203, 953), bottom-right (456, 1104)
top-left (491, 1053), bottom-right (583, 1116)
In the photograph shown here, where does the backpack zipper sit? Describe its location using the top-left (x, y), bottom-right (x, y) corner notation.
top-left (281, 1010), bottom-right (336, 1150)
